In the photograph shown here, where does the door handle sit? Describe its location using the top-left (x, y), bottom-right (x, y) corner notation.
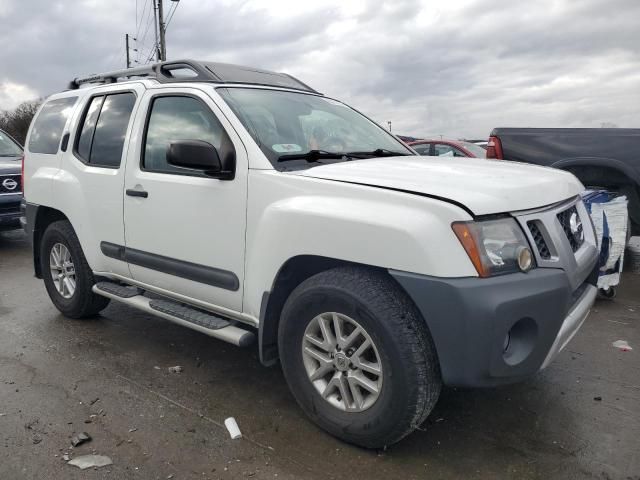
top-left (126, 188), bottom-right (148, 198)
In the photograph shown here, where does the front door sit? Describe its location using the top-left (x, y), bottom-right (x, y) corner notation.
top-left (123, 88), bottom-right (247, 312)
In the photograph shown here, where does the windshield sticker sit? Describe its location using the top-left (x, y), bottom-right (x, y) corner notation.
top-left (272, 144), bottom-right (303, 153)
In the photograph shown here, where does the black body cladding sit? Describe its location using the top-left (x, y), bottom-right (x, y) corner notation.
top-left (100, 242), bottom-right (240, 291)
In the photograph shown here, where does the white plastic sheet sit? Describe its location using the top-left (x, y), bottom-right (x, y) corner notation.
top-left (589, 195), bottom-right (628, 289)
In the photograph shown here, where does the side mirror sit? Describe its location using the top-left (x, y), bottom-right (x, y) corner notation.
top-left (167, 139), bottom-right (221, 172)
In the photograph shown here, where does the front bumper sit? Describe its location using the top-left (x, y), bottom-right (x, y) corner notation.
top-left (0, 193), bottom-right (22, 231)
top-left (391, 264), bottom-right (598, 387)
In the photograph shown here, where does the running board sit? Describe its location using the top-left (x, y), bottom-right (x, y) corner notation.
top-left (93, 282), bottom-right (255, 347)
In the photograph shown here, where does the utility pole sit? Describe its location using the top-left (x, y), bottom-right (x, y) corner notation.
top-left (152, 0), bottom-right (160, 61)
top-left (125, 34), bottom-right (131, 68)
top-left (157, 0), bottom-right (167, 61)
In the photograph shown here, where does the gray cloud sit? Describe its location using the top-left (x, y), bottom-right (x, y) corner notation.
top-left (0, 0), bottom-right (638, 138)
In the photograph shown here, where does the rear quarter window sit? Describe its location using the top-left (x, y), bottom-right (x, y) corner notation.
top-left (28, 97), bottom-right (78, 154)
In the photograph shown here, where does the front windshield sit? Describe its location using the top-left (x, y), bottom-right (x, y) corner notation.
top-left (0, 131), bottom-right (23, 156)
top-left (460, 141), bottom-right (487, 158)
top-left (217, 87), bottom-right (413, 168)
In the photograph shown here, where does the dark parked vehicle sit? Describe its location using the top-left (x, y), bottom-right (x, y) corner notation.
top-left (0, 129), bottom-right (23, 232)
top-left (409, 139), bottom-right (487, 158)
top-left (487, 128), bottom-right (640, 236)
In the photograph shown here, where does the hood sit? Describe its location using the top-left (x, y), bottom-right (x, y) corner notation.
top-left (0, 155), bottom-right (22, 175)
top-left (290, 156), bottom-right (583, 215)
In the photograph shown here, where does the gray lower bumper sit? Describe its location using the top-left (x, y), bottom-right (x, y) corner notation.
top-left (0, 193), bottom-right (22, 231)
top-left (391, 264), bottom-right (598, 388)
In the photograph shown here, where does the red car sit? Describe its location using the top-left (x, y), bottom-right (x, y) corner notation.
top-left (408, 139), bottom-right (487, 158)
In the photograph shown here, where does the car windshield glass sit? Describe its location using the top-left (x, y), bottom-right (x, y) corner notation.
top-left (0, 131), bottom-right (23, 156)
top-left (460, 141), bottom-right (487, 158)
top-left (217, 87), bottom-right (413, 168)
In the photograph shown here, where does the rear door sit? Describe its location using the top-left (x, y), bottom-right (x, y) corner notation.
top-left (51, 84), bottom-right (143, 277)
top-left (122, 87), bottom-right (248, 312)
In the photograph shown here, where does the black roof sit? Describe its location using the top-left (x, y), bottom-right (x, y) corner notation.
top-left (69, 59), bottom-right (319, 93)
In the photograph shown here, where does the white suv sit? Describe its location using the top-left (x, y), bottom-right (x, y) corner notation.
top-left (22, 60), bottom-right (599, 447)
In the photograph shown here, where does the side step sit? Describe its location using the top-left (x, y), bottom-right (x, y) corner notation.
top-left (93, 282), bottom-right (255, 347)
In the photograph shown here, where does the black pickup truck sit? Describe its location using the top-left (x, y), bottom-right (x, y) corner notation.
top-left (487, 128), bottom-right (640, 236)
top-left (0, 129), bottom-right (23, 232)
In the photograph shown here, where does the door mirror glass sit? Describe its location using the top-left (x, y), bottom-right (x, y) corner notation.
top-left (167, 140), bottom-right (221, 172)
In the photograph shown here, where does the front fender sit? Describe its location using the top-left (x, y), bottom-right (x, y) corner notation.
top-left (242, 171), bottom-right (477, 318)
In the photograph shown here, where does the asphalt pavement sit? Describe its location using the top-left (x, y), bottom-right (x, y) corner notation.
top-left (1, 230), bottom-right (638, 479)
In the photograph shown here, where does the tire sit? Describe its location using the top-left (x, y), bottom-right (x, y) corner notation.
top-left (598, 287), bottom-right (617, 299)
top-left (619, 186), bottom-right (639, 239)
top-left (278, 266), bottom-right (441, 448)
top-left (40, 220), bottom-right (110, 318)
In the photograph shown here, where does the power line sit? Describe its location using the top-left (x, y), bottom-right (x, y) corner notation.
top-left (165, 1), bottom-right (179, 30)
top-left (135, 0), bottom-right (151, 40)
top-left (137, 8), bottom-right (156, 64)
top-left (130, 0), bottom-right (181, 66)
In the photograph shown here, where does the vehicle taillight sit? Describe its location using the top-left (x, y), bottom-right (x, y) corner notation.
top-left (486, 136), bottom-right (504, 159)
top-left (21, 154), bottom-right (25, 194)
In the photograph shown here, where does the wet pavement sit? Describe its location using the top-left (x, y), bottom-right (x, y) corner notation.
top-left (0, 229), bottom-right (638, 479)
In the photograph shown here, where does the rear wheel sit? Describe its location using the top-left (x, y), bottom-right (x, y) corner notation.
top-left (278, 266), bottom-right (441, 448)
top-left (40, 220), bottom-right (110, 318)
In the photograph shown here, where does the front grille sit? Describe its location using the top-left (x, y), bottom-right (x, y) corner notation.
top-left (557, 206), bottom-right (584, 252)
top-left (527, 221), bottom-right (551, 259)
top-left (0, 174), bottom-right (21, 194)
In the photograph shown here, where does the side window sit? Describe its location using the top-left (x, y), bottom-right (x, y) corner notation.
top-left (75, 92), bottom-right (136, 168)
top-left (28, 97), bottom-right (78, 154)
top-left (143, 96), bottom-right (229, 175)
top-left (77, 96), bottom-right (104, 160)
top-left (434, 144), bottom-right (455, 157)
top-left (412, 144), bottom-right (431, 155)
top-left (452, 148), bottom-right (467, 157)
top-left (434, 144), bottom-right (468, 157)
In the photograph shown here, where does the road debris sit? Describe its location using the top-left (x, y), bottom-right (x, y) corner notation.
top-left (168, 366), bottom-right (183, 373)
top-left (89, 397), bottom-right (100, 405)
top-left (71, 432), bottom-right (92, 447)
top-left (224, 417), bottom-right (242, 439)
top-left (612, 340), bottom-right (633, 351)
top-left (594, 396), bottom-right (602, 401)
top-left (67, 454), bottom-right (113, 470)
top-left (62, 454), bottom-right (70, 461)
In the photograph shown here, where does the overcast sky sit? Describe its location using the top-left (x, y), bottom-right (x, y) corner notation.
top-left (0, 0), bottom-right (638, 138)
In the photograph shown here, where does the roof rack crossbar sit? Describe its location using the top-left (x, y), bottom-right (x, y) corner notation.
top-left (69, 64), bottom-right (158, 89)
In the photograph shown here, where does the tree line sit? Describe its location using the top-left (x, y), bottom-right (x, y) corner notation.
top-left (0, 100), bottom-right (42, 146)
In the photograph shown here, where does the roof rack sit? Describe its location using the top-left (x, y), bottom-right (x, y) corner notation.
top-left (68, 59), bottom-right (320, 94)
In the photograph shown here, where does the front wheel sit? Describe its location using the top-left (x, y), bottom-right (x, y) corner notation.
top-left (40, 220), bottom-right (110, 318)
top-left (278, 266), bottom-right (441, 448)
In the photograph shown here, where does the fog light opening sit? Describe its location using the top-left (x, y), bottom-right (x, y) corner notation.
top-left (517, 246), bottom-right (533, 272)
top-left (503, 317), bottom-right (538, 366)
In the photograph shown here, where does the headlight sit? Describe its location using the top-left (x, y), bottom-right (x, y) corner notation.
top-left (452, 218), bottom-right (534, 277)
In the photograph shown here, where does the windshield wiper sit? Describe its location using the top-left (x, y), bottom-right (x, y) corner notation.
top-left (344, 148), bottom-right (412, 158)
top-left (277, 150), bottom-right (346, 163)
